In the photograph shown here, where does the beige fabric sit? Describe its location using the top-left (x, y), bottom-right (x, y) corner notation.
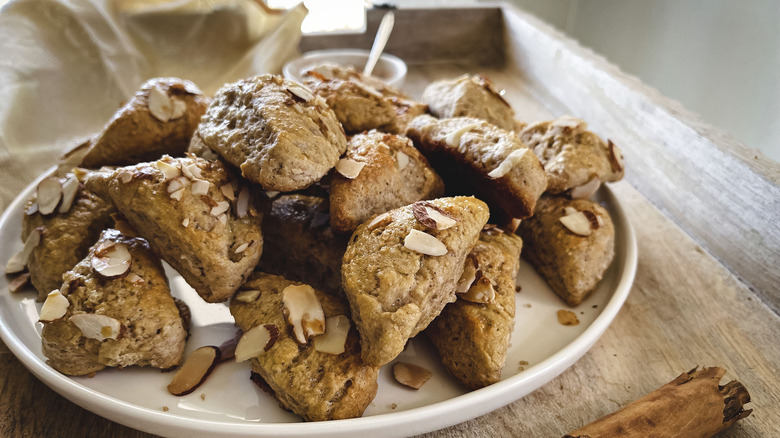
top-left (0, 0), bottom-right (306, 210)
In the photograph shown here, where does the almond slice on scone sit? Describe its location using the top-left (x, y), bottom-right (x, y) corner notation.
top-left (329, 131), bottom-right (445, 233)
top-left (341, 196), bottom-right (489, 367)
top-left (229, 273), bottom-right (378, 421)
top-left (40, 229), bottom-right (187, 376)
top-left (83, 156), bottom-right (263, 303)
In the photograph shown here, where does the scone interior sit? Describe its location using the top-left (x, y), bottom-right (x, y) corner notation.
top-left (41, 229), bottom-right (187, 376)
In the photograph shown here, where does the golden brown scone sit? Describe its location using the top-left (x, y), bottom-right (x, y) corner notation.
top-left (342, 197), bottom-right (489, 367)
top-left (518, 195), bottom-right (615, 306)
top-left (518, 116), bottom-right (624, 194)
top-left (21, 176), bottom-right (116, 300)
top-left (329, 131), bottom-right (445, 233)
top-left (257, 194), bottom-right (348, 297)
top-left (197, 74), bottom-right (347, 192)
top-left (83, 156), bottom-right (263, 303)
top-left (41, 229), bottom-right (186, 376)
top-left (302, 64), bottom-right (427, 134)
top-left (406, 115), bottom-right (546, 220)
top-left (81, 78), bottom-right (209, 167)
top-left (422, 74), bottom-right (515, 131)
top-left (230, 272), bottom-right (378, 421)
top-left (426, 229), bottom-right (523, 389)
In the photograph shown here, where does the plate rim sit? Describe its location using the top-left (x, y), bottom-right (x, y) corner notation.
top-left (0, 173), bottom-right (636, 438)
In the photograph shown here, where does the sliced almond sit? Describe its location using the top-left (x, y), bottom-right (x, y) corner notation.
top-left (39, 290), bottom-right (69, 322)
top-left (313, 315), bottom-right (350, 355)
top-left (551, 116), bottom-right (586, 134)
top-left (445, 123), bottom-right (479, 147)
top-left (487, 148), bottom-right (529, 179)
top-left (412, 202), bottom-right (456, 230)
top-left (170, 188), bottom-right (186, 201)
top-left (91, 242), bottom-right (132, 278)
top-left (25, 202), bottom-right (39, 216)
top-left (393, 362), bottom-right (432, 390)
top-left (182, 162), bottom-right (203, 180)
top-left (126, 272), bottom-right (144, 285)
top-left (218, 214), bottom-right (227, 225)
top-left (69, 313), bottom-right (122, 341)
top-left (117, 170), bottom-right (133, 184)
top-left (8, 272), bottom-right (31, 293)
top-left (570, 177), bottom-right (600, 200)
top-left (608, 140), bottom-right (623, 173)
top-left (582, 210), bottom-right (601, 230)
top-left (282, 284), bottom-right (325, 344)
top-left (354, 81), bottom-right (384, 98)
top-left (236, 186), bottom-right (250, 218)
top-left (167, 346), bottom-right (221, 396)
top-left (170, 97), bottom-right (187, 120)
top-left (287, 83), bottom-right (314, 102)
top-left (335, 158), bottom-right (366, 179)
top-left (563, 206), bottom-right (579, 216)
top-left (234, 242), bottom-right (250, 254)
top-left (220, 184), bottom-right (235, 201)
top-left (367, 212), bottom-right (392, 230)
top-left (37, 177), bottom-right (63, 215)
top-left (210, 201), bottom-right (230, 217)
top-left (560, 210), bottom-right (592, 236)
top-left (182, 218), bottom-right (190, 228)
top-left (235, 324), bottom-right (279, 362)
top-left (234, 289), bottom-right (261, 303)
top-left (5, 227), bottom-right (43, 274)
top-left (264, 190), bottom-right (280, 199)
top-left (58, 176), bottom-right (80, 213)
top-left (168, 176), bottom-right (190, 193)
top-left (456, 256), bottom-right (478, 293)
top-left (190, 179), bottom-right (210, 196)
top-left (459, 273), bottom-right (496, 304)
top-left (403, 229), bottom-right (447, 256)
top-left (157, 160), bottom-right (181, 180)
top-left (149, 85), bottom-right (173, 122)
top-left (395, 151), bottom-right (410, 170)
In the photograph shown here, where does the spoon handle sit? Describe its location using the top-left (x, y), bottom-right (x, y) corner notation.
top-left (363, 11), bottom-right (395, 77)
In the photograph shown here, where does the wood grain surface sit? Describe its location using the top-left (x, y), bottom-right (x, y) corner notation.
top-left (1, 4), bottom-right (778, 438)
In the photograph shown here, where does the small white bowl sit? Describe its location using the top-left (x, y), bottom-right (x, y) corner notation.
top-left (283, 49), bottom-right (407, 88)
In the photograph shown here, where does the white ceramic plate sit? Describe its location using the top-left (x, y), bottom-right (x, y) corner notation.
top-left (0, 174), bottom-right (636, 438)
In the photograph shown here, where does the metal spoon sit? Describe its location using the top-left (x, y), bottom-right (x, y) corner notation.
top-left (363, 11), bottom-right (395, 77)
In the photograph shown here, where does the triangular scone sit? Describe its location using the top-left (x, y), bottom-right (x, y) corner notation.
top-left (257, 194), bottom-right (349, 297)
top-left (229, 272), bottom-right (378, 421)
top-left (302, 64), bottom-right (427, 134)
top-left (422, 74), bottom-right (516, 131)
top-left (426, 228), bottom-right (523, 389)
top-left (518, 116), bottom-right (624, 194)
top-left (406, 115), bottom-right (546, 220)
top-left (41, 229), bottom-right (187, 376)
top-left (341, 197), bottom-right (489, 367)
top-left (518, 196), bottom-right (615, 306)
top-left (196, 74), bottom-right (347, 192)
top-left (329, 131), bottom-right (445, 233)
top-left (22, 177), bottom-right (115, 300)
top-left (83, 156), bottom-right (263, 303)
top-left (81, 78), bottom-right (209, 167)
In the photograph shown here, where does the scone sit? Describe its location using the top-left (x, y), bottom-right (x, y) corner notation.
top-left (302, 64), bottom-right (427, 134)
top-left (81, 78), bottom-right (209, 167)
top-left (341, 197), bottom-right (489, 367)
top-left (426, 229), bottom-right (523, 389)
top-left (518, 195), bottom-right (615, 306)
top-left (197, 74), bottom-right (347, 192)
top-left (422, 74), bottom-right (515, 131)
top-left (83, 156), bottom-right (264, 303)
top-left (518, 116), bottom-right (624, 194)
top-left (229, 272), bottom-right (378, 421)
top-left (406, 115), bottom-right (546, 220)
top-left (40, 229), bottom-right (187, 376)
top-left (329, 131), bottom-right (445, 233)
top-left (257, 194), bottom-right (348, 297)
top-left (22, 175), bottom-right (115, 300)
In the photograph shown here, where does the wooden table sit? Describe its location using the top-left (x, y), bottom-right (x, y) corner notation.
top-left (2, 4), bottom-right (779, 437)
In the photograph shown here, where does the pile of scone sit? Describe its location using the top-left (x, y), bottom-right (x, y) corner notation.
top-left (5, 67), bottom-right (624, 421)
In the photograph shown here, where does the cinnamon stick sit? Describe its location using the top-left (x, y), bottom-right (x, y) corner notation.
top-left (564, 367), bottom-right (751, 438)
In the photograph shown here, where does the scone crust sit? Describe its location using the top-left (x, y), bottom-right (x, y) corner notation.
top-left (341, 196), bottom-right (489, 367)
top-left (229, 273), bottom-right (378, 421)
top-left (329, 131), bottom-right (445, 233)
top-left (81, 77), bottom-right (209, 167)
top-left (41, 229), bottom-right (186, 376)
top-left (518, 196), bottom-right (615, 306)
top-left (22, 185), bottom-right (115, 300)
top-left (423, 74), bottom-right (515, 131)
top-left (406, 115), bottom-right (546, 219)
top-left (84, 156), bottom-right (264, 303)
top-left (426, 230), bottom-right (522, 389)
top-left (519, 116), bottom-right (624, 193)
top-left (197, 74), bottom-right (347, 191)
